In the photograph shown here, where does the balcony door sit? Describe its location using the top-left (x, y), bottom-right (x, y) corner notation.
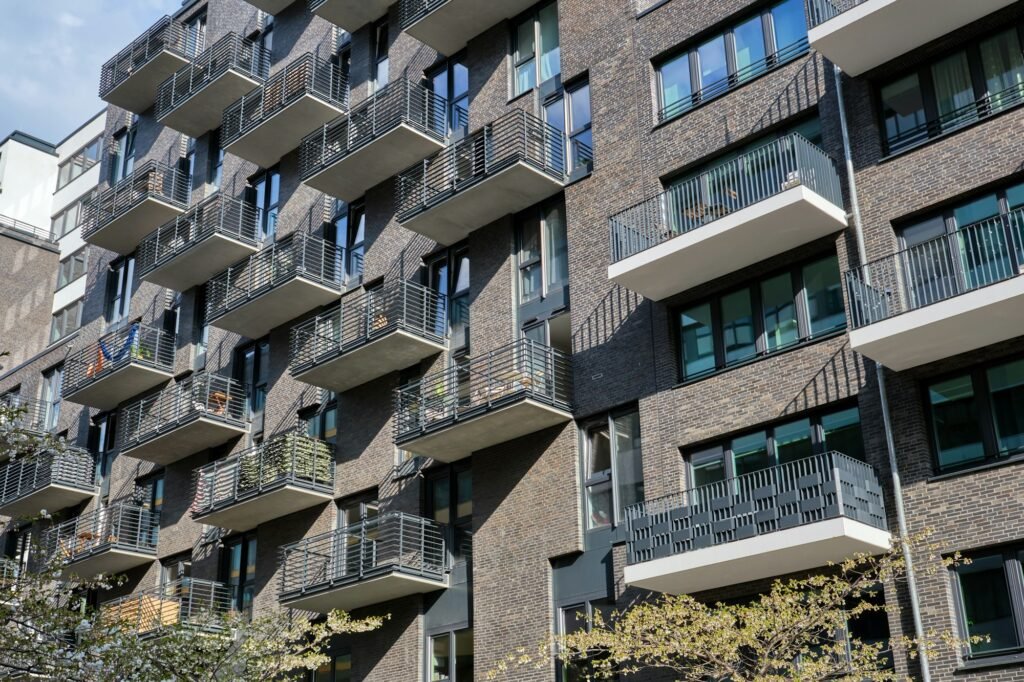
top-left (221, 532), bottom-right (257, 616)
top-left (336, 496), bottom-right (379, 580)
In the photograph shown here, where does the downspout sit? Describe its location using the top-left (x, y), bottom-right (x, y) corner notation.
top-left (833, 63), bottom-right (932, 682)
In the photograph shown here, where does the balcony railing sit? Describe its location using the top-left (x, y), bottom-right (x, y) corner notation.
top-left (0, 448), bottom-right (96, 511)
top-left (394, 339), bottom-right (572, 442)
top-left (117, 373), bottom-right (248, 454)
top-left (290, 280), bottom-right (448, 376)
top-left (101, 578), bottom-right (232, 636)
top-left (222, 53), bottom-right (348, 149)
top-left (395, 109), bottom-right (566, 223)
top-left (610, 134), bottom-right (843, 264)
top-left (0, 214), bottom-right (56, 244)
top-left (279, 512), bottom-right (448, 601)
top-left (397, 0), bottom-right (450, 30)
top-left (63, 323), bottom-right (175, 401)
top-left (99, 16), bottom-right (189, 100)
top-left (847, 208), bottom-right (1024, 328)
top-left (191, 432), bottom-right (334, 519)
top-left (81, 161), bottom-right (190, 244)
top-left (46, 504), bottom-right (159, 566)
top-left (0, 396), bottom-right (55, 434)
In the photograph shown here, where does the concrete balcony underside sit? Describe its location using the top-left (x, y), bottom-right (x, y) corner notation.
top-left (304, 124), bottom-right (446, 204)
top-left (808, 0), bottom-right (1016, 76)
top-left (610, 186), bottom-right (848, 301)
top-left (295, 330), bottom-right (447, 393)
top-left (402, 161), bottom-right (565, 246)
top-left (624, 517), bottom-right (891, 595)
top-left (245, 0), bottom-right (297, 14)
top-left (210, 278), bottom-right (342, 339)
top-left (86, 198), bottom-right (186, 256)
top-left (159, 69), bottom-right (262, 138)
top-left (0, 485), bottom-right (95, 520)
top-left (66, 365), bottom-right (174, 412)
top-left (313, 0), bottom-right (391, 31)
top-left (282, 570), bottom-right (448, 613)
top-left (140, 233), bottom-right (260, 291)
top-left (61, 549), bottom-right (155, 580)
top-left (226, 95), bottom-right (346, 168)
top-left (104, 51), bottom-right (191, 113)
top-left (193, 485), bottom-right (334, 532)
top-left (404, 0), bottom-right (540, 56)
top-left (850, 276), bottom-right (1024, 371)
top-left (122, 418), bottom-right (249, 467)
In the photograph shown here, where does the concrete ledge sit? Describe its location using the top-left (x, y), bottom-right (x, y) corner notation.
top-left (193, 485), bottom-right (334, 532)
top-left (103, 50), bottom-right (191, 113)
top-left (159, 69), bottom-right (262, 138)
top-left (282, 571), bottom-right (448, 613)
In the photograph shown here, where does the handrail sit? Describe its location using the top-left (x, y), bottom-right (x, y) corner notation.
top-left (0, 214), bottom-right (56, 244)
top-left (45, 503), bottom-right (160, 564)
top-left (99, 16), bottom-right (189, 98)
top-left (63, 323), bottom-right (175, 399)
top-left (81, 161), bottom-right (190, 241)
top-left (101, 578), bottom-right (232, 635)
top-left (0, 395), bottom-right (55, 434)
top-left (0, 448), bottom-right (96, 509)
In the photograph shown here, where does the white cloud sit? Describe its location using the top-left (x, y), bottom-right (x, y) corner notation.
top-left (56, 12), bottom-right (84, 28)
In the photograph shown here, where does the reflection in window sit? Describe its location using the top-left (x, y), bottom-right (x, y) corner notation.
top-left (583, 408), bottom-right (643, 530)
top-left (955, 553), bottom-right (1019, 656)
top-left (513, 2), bottom-right (560, 96)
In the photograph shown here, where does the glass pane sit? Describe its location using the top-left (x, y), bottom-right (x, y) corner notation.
top-left (456, 468), bottom-right (472, 520)
top-left (453, 62), bottom-right (469, 98)
top-left (932, 51), bottom-right (977, 131)
top-left (431, 477), bottom-right (451, 524)
top-left (774, 418), bottom-right (813, 464)
top-left (587, 425), bottom-right (611, 475)
top-left (569, 84), bottom-right (591, 133)
top-left (928, 375), bottom-right (985, 469)
top-left (691, 447), bottom-right (726, 487)
top-left (733, 15), bottom-right (766, 81)
top-left (334, 654), bottom-right (353, 682)
top-left (732, 431), bottom-right (770, 476)
top-left (821, 407), bottom-right (864, 460)
top-left (453, 254), bottom-right (470, 295)
top-left (958, 555), bottom-right (1019, 655)
top-left (680, 303), bottom-right (716, 379)
top-left (516, 59), bottom-right (536, 94)
top-left (721, 289), bottom-right (756, 365)
top-left (954, 194), bottom-right (999, 228)
top-left (586, 479), bottom-right (612, 529)
top-left (545, 202), bottom-right (569, 289)
top-left (988, 358), bottom-right (1024, 455)
top-left (516, 18), bottom-right (535, 62)
top-left (697, 35), bottom-right (728, 96)
top-left (761, 273), bottom-right (798, 351)
top-left (544, 98), bottom-right (565, 133)
top-left (1006, 182), bottom-right (1024, 211)
top-left (881, 74), bottom-right (928, 151)
top-left (431, 635), bottom-right (451, 681)
top-left (539, 3), bottom-right (560, 82)
top-left (980, 29), bottom-right (1024, 113)
top-left (803, 255), bottom-right (845, 336)
top-left (454, 629), bottom-right (473, 682)
top-left (771, 0), bottom-right (807, 53)
top-left (613, 412), bottom-right (643, 516)
top-left (660, 52), bottom-right (692, 117)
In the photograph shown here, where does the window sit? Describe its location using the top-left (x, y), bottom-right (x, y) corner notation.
top-left (91, 413), bottom-right (117, 498)
top-left (57, 136), bottom-right (101, 190)
top-left (513, 2), bottom-right (560, 96)
top-left (517, 197), bottom-right (568, 305)
top-left (184, 136), bottom-right (197, 188)
top-left (952, 548), bottom-right (1024, 659)
top-left (429, 628), bottom-right (473, 682)
top-left (312, 652), bottom-right (352, 682)
top-left (160, 554), bottom-right (192, 587)
top-left (558, 600), bottom-right (614, 681)
top-left (327, 199), bottom-right (364, 282)
top-left (111, 124), bottom-right (137, 184)
top-left (137, 473), bottom-right (164, 547)
top-left (429, 55), bottom-right (470, 135)
top-left (879, 25), bottom-right (1024, 154)
top-left (56, 248), bottom-right (87, 290)
top-left (544, 80), bottom-right (592, 174)
top-left (208, 129), bottom-right (225, 189)
top-left (40, 365), bottom-right (62, 431)
top-left (303, 396), bottom-right (338, 445)
top-left (250, 167), bottom-right (280, 240)
top-left (677, 253), bottom-right (844, 381)
top-left (426, 247), bottom-right (470, 352)
top-left (221, 532), bottom-right (258, 616)
top-left (51, 191), bottom-right (95, 239)
top-left (184, 11), bottom-right (207, 57)
top-left (688, 405), bottom-right (864, 485)
top-left (105, 256), bottom-right (135, 327)
top-left (193, 287), bottom-right (209, 370)
top-left (582, 408), bottom-right (643, 531)
top-left (427, 464), bottom-right (472, 561)
top-left (372, 20), bottom-right (389, 91)
top-left (50, 300), bottom-right (83, 343)
top-left (236, 340), bottom-right (270, 432)
top-left (656, 0), bottom-right (807, 121)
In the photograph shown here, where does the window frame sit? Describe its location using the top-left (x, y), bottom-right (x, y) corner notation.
top-left (220, 531), bottom-right (258, 617)
top-left (235, 338), bottom-right (270, 435)
top-left (302, 393), bottom-right (338, 446)
top-left (950, 547), bottom-right (1024, 662)
top-left (424, 244), bottom-right (470, 355)
top-left (50, 300), bottom-right (84, 343)
top-left (510, 1), bottom-right (561, 98)
top-left (249, 166), bottom-right (280, 241)
top-left (372, 19), bottom-right (390, 92)
top-left (56, 135), bottom-right (102, 191)
top-left (110, 123), bottom-right (137, 184)
top-left (104, 255), bottom-right (135, 328)
top-left (427, 53), bottom-right (470, 136)
top-left (39, 364), bottom-right (62, 432)
top-left (580, 406), bottom-right (643, 532)
top-left (56, 248), bottom-right (88, 291)
top-left (426, 627), bottom-right (473, 682)
top-left (51, 189), bottom-right (96, 239)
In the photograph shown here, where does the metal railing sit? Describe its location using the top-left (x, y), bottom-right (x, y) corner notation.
top-left (0, 214), bottom-right (56, 244)
top-left (395, 110), bottom-right (567, 222)
top-left (99, 16), bottom-right (189, 98)
top-left (63, 323), bottom-right (176, 399)
top-left (191, 432), bottom-right (334, 518)
top-left (206, 233), bottom-right (347, 325)
top-left (137, 194), bottom-right (260, 281)
top-left (279, 512), bottom-right (448, 600)
top-left (156, 33), bottom-right (271, 123)
top-left (805, 0), bottom-right (872, 27)
top-left (626, 451), bottom-right (886, 565)
top-left (117, 374), bottom-right (248, 453)
top-left (609, 133), bottom-right (843, 264)
top-left (101, 578), bottom-right (232, 636)
top-left (290, 280), bottom-right (448, 375)
top-left (0, 448), bottom-right (96, 510)
top-left (45, 504), bottom-right (160, 565)
top-left (0, 396), bottom-right (54, 434)
top-left (81, 161), bottom-right (190, 242)
top-left (222, 53), bottom-right (349, 147)
top-left (394, 338), bottom-right (572, 442)
top-left (397, 0), bottom-right (451, 30)
top-left (846, 208), bottom-right (1024, 328)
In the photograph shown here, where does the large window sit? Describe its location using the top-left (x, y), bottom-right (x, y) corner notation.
top-left (40, 364), bottom-right (62, 431)
top-left (926, 356), bottom-right (1024, 472)
top-left (51, 191), bottom-right (95, 239)
top-left (56, 248), bottom-right (87, 290)
top-left (104, 256), bottom-right (135, 327)
top-left (517, 197), bottom-right (568, 305)
top-left (208, 129), bottom-right (225, 189)
top-left (57, 136), bottom-right (101, 190)
top-left (250, 167), bottom-right (280, 241)
top-left (221, 532), bottom-right (258, 617)
top-left (512, 2), bottom-right (560, 96)
top-left (677, 253), bottom-right (844, 382)
top-left (312, 652), bottom-right (352, 682)
top-left (235, 339), bottom-right (270, 433)
top-left (303, 395), bottom-right (338, 445)
top-left (50, 300), bottom-right (83, 343)
top-left (879, 26), bottom-right (1024, 154)
top-left (558, 600), bottom-right (614, 682)
top-left (687, 405), bottom-right (864, 487)
top-left (327, 199), bottom-right (365, 282)
top-left (427, 464), bottom-right (472, 561)
top-left (426, 247), bottom-right (470, 353)
top-left (582, 408), bottom-right (643, 531)
top-left (656, 0), bottom-right (807, 122)
top-left (429, 55), bottom-right (470, 136)
top-left (90, 413), bottom-right (117, 499)
top-left (372, 20), bottom-right (389, 91)
top-left (544, 80), bottom-right (592, 174)
top-left (111, 124), bottom-right (136, 184)
top-left (429, 628), bottom-right (473, 682)
top-left (952, 547), bottom-right (1024, 660)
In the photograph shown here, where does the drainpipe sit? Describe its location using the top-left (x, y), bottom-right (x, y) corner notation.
top-left (833, 63), bottom-right (932, 682)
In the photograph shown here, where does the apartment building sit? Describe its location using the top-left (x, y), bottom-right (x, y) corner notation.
top-left (1, 0), bottom-right (1023, 679)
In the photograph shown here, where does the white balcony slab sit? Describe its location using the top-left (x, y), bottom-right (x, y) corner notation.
top-left (245, 0), bottom-right (298, 14)
top-left (404, 0), bottom-right (541, 55)
top-left (0, 484), bottom-right (95, 519)
top-left (210, 278), bottom-right (342, 339)
top-left (312, 0), bottom-right (391, 31)
top-left (85, 198), bottom-right (186, 256)
top-left (66, 365), bottom-right (174, 412)
top-left (122, 418), bottom-right (249, 467)
top-left (194, 485), bottom-right (334, 532)
top-left (283, 572), bottom-right (448, 613)
top-left (226, 94), bottom-right (346, 168)
top-left (295, 330), bottom-right (446, 393)
top-left (103, 51), bottom-right (191, 113)
top-left (159, 69), bottom-right (263, 138)
top-left (140, 233), bottom-right (260, 291)
top-left (60, 549), bottom-right (155, 580)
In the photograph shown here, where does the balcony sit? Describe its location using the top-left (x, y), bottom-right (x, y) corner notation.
top-left (63, 324), bottom-right (175, 411)
top-left (806, 0), bottom-right (1016, 76)
top-left (99, 16), bottom-right (192, 113)
top-left (300, 79), bottom-right (447, 203)
top-left (81, 161), bottom-right (190, 255)
top-left (608, 134), bottom-right (847, 301)
top-left (46, 504), bottom-right (159, 579)
top-left (394, 339), bottom-right (572, 462)
top-left (291, 280), bottom-right (447, 393)
top-left (846, 209), bottom-right (1024, 370)
top-left (101, 579), bottom-right (232, 638)
top-left (0, 396), bottom-right (56, 438)
top-left (206, 233), bottom-right (349, 339)
top-left (0, 213), bottom-right (57, 246)
top-left (624, 452), bottom-right (889, 595)
top-left (310, 0), bottom-right (391, 31)
top-left (137, 194), bottom-right (260, 292)
top-left (223, 53), bottom-right (348, 168)
top-left (399, 0), bottom-right (541, 56)
top-left (395, 110), bottom-right (566, 246)
top-left (279, 512), bottom-right (448, 613)
top-left (191, 432), bottom-right (334, 532)
top-left (0, 448), bottom-right (96, 519)
top-left (156, 34), bottom-right (271, 138)
top-left (246, 0), bottom-right (298, 14)
top-left (117, 374), bottom-right (249, 467)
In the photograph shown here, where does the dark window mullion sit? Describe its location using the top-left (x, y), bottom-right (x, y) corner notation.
top-left (793, 266), bottom-right (811, 341)
top-left (751, 280), bottom-right (767, 355)
top-left (966, 44), bottom-right (990, 113)
top-left (711, 294), bottom-right (726, 371)
top-left (762, 11), bottom-right (776, 64)
top-left (1005, 553), bottom-right (1024, 647)
top-left (974, 368), bottom-right (1002, 460)
top-left (918, 66), bottom-right (942, 138)
top-left (724, 31), bottom-right (739, 87)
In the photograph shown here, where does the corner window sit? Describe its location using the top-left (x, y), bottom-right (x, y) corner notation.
top-left (582, 407), bottom-right (643, 531)
top-left (429, 628), bottom-right (473, 682)
top-left (512, 2), bottom-right (560, 97)
top-left (952, 549), bottom-right (1024, 659)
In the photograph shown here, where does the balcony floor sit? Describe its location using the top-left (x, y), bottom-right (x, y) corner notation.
top-left (141, 232), bottom-right (260, 291)
top-left (86, 197), bottom-right (186, 256)
top-left (305, 123), bottom-right (446, 203)
top-left (211, 277), bottom-right (342, 339)
top-left (159, 69), bottom-right (263, 138)
top-left (404, 0), bottom-right (540, 55)
top-left (312, 0), bottom-right (391, 31)
top-left (122, 417), bottom-right (249, 467)
top-left (226, 94), bottom-right (346, 168)
top-left (609, 186), bottom-right (848, 301)
top-left (193, 485), bottom-right (333, 532)
top-left (282, 570), bottom-right (448, 613)
top-left (245, 0), bottom-right (296, 14)
top-left (66, 364), bottom-right (174, 411)
top-left (850, 274), bottom-right (1024, 371)
top-left (103, 50), bottom-right (191, 113)
top-left (624, 517), bottom-right (891, 595)
top-left (295, 330), bottom-right (446, 393)
top-left (0, 484), bottom-right (95, 519)
top-left (61, 548), bottom-right (155, 580)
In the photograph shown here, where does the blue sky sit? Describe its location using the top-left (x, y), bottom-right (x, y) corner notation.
top-left (0, 0), bottom-right (182, 144)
